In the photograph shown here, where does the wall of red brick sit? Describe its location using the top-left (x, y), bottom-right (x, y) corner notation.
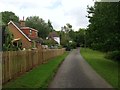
top-left (21, 29), bottom-right (38, 39)
top-left (8, 23), bottom-right (32, 49)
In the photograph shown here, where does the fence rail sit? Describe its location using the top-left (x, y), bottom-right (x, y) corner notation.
top-left (1, 48), bottom-right (65, 84)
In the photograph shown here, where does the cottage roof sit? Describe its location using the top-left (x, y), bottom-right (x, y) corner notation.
top-left (20, 27), bottom-right (38, 32)
top-left (8, 21), bottom-right (31, 41)
top-left (14, 22), bottom-right (21, 30)
top-left (48, 31), bottom-right (59, 38)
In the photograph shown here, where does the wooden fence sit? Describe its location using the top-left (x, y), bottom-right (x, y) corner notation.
top-left (1, 48), bottom-right (65, 84)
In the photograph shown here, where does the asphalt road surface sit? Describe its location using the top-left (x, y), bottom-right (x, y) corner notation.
top-left (49, 48), bottom-right (113, 88)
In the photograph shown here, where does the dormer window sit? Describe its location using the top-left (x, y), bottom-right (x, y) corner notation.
top-left (30, 30), bottom-right (32, 35)
top-left (36, 32), bottom-right (38, 36)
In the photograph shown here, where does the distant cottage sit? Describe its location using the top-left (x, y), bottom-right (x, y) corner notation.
top-left (48, 31), bottom-right (60, 45)
top-left (8, 20), bottom-right (42, 49)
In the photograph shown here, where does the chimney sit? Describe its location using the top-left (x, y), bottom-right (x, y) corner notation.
top-left (23, 16), bottom-right (24, 21)
top-left (20, 16), bottom-right (25, 27)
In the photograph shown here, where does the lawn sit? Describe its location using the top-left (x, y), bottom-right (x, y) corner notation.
top-left (80, 48), bottom-right (119, 89)
top-left (3, 52), bottom-right (68, 88)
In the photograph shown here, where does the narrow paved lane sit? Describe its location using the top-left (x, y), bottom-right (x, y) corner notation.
top-left (49, 48), bottom-right (112, 88)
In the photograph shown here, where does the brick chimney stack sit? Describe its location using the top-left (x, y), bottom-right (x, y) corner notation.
top-left (23, 16), bottom-right (24, 21)
top-left (20, 16), bottom-right (25, 27)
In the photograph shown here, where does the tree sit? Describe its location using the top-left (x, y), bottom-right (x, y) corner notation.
top-left (60, 23), bottom-right (72, 47)
top-left (2, 27), bottom-right (22, 51)
top-left (69, 29), bottom-right (76, 41)
top-left (62, 23), bottom-right (72, 33)
top-left (87, 2), bottom-right (119, 52)
top-left (60, 29), bottom-right (68, 47)
top-left (66, 23), bottom-right (72, 29)
top-left (1, 11), bottom-right (20, 51)
top-left (60, 23), bottom-right (77, 49)
top-left (25, 16), bottom-right (52, 39)
top-left (74, 28), bottom-right (85, 47)
top-left (48, 19), bottom-right (54, 32)
top-left (1, 11), bottom-right (19, 25)
top-left (2, 27), bottom-right (14, 51)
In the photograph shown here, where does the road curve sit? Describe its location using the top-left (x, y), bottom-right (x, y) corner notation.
top-left (48, 48), bottom-right (113, 88)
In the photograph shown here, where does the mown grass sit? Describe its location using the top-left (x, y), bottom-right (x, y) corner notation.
top-left (3, 52), bottom-right (68, 89)
top-left (80, 48), bottom-right (119, 89)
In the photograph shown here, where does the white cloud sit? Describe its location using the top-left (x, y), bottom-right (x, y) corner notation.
top-left (0, 0), bottom-right (94, 31)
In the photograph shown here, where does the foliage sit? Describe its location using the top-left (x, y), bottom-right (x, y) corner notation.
top-left (2, 27), bottom-right (14, 51)
top-left (62, 23), bottom-right (73, 33)
top-left (60, 23), bottom-right (86, 49)
top-left (48, 19), bottom-right (54, 32)
top-left (2, 26), bottom-right (22, 51)
top-left (74, 28), bottom-right (86, 47)
top-left (60, 23), bottom-right (74, 48)
top-left (57, 45), bottom-right (63, 49)
top-left (1, 11), bottom-right (22, 51)
top-left (0, 11), bottom-right (19, 25)
top-left (0, 13), bottom-right (5, 26)
top-left (87, 2), bottom-right (119, 52)
top-left (80, 48), bottom-right (118, 88)
top-left (63, 28), bottom-right (86, 47)
top-left (12, 40), bottom-right (22, 50)
top-left (105, 51), bottom-right (120, 61)
top-left (3, 52), bottom-right (68, 88)
top-left (60, 30), bottom-right (69, 47)
top-left (44, 39), bottom-right (58, 47)
top-left (25, 16), bottom-right (54, 39)
top-left (31, 40), bottom-right (36, 48)
top-left (69, 41), bottom-right (77, 49)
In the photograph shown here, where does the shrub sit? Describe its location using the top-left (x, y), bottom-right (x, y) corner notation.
top-left (70, 41), bottom-right (77, 49)
top-left (105, 51), bottom-right (120, 61)
top-left (66, 46), bottom-right (71, 51)
top-left (58, 45), bottom-right (63, 49)
top-left (65, 44), bottom-right (71, 51)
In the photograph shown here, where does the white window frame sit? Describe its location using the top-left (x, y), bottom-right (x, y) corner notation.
top-left (30, 29), bottom-right (32, 35)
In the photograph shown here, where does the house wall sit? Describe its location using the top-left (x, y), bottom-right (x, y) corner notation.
top-left (21, 28), bottom-right (30, 36)
top-left (53, 37), bottom-right (60, 45)
top-left (8, 23), bottom-right (32, 49)
top-left (21, 29), bottom-right (38, 39)
top-left (30, 30), bottom-right (38, 38)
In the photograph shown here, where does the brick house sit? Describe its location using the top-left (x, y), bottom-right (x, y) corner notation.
top-left (8, 20), bottom-right (42, 49)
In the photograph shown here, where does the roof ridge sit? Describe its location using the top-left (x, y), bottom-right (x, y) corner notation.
top-left (8, 21), bottom-right (31, 41)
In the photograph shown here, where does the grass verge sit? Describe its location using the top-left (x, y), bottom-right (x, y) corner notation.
top-left (80, 48), bottom-right (119, 89)
top-left (3, 52), bottom-right (69, 89)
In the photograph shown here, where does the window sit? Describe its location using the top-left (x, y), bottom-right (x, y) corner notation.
top-left (36, 32), bottom-right (38, 36)
top-left (30, 30), bottom-right (32, 35)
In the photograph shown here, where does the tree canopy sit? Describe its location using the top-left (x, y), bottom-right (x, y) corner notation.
top-left (0, 11), bottom-right (19, 25)
top-left (25, 16), bottom-right (54, 39)
top-left (60, 23), bottom-right (86, 48)
top-left (1, 11), bottom-right (20, 51)
top-left (87, 2), bottom-right (119, 52)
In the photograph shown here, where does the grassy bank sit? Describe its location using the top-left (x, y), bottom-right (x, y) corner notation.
top-left (3, 52), bottom-right (68, 88)
top-left (80, 48), bottom-right (118, 88)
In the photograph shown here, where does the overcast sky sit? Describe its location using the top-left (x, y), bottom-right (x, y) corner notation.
top-left (0, 0), bottom-right (95, 31)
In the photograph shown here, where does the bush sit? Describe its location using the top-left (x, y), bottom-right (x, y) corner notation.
top-left (65, 45), bottom-right (71, 51)
top-left (58, 45), bottom-right (63, 49)
top-left (70, 41), bottom-right (77, 49)
top-left (105, 51), bottom-right (120, 61)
